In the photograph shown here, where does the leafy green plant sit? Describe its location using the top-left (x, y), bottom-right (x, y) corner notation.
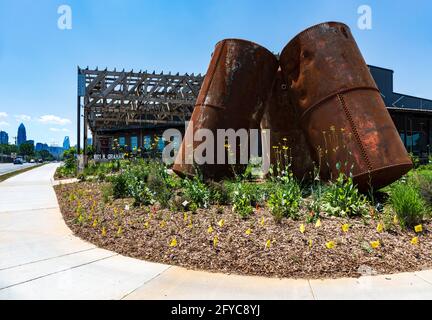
top-left (409, 153), bottom-right (420, 168)
top-left (130, 183), bottom-right (155, 206)
top-left (388, 182), bottom-right (426, 228)
top-left (111, 173), bottom-right (128, 198)
top-left (232, 183), bottom-right (254, 218)
top-left (267, 180), bottom-right (302, 221)
top-left (146, 161), bottom-right (177, 208)
top-left (101, 183), bottom-right (113, 204)
top-left (321, 173), bottom-right (369, 217)
top-left (182, 176), bottom-right (210, 208)
top-left (208, 181), bottom-right (230, 205)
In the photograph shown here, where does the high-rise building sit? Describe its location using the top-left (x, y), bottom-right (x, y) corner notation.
top-left (35, 142), bottom-right (49, 152)
top-left (17, 123), bottom-right (27, 146)
top-left (0, 131), bottom-right (8, 144)
top-left (63, 136), bottom-right (70, 150)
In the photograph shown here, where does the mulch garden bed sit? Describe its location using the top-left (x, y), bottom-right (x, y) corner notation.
top-left (54, 181), bottom-right (432, 279)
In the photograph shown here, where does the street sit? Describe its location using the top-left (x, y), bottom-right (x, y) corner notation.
top-left (0, 163), bottom-right (38, 176)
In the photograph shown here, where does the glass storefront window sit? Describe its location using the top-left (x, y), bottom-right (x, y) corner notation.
top-left (119, 137), bottom-right (126, 146)
top-left (143, 136), bottom-right (151, 150)
top-left (131, 136), bottom-right (138, 151)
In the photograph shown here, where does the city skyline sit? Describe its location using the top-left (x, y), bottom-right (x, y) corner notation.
top-left (0, 122), bottom-right (69, 148)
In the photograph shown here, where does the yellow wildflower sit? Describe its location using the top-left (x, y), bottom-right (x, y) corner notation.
top-left (183, 213), bottom-right (188, 222)
top-left (207, 225), bottom-right (214, 233)
top-left (341, 224), bottom-right (350, 233)
top-left (265, 239), bottom-right (271, 249)
top-left (393, 215), bottom-right (399, 225)
top-left (308, 239), bottom-right (313, 248)
top-left (370, 240), bottom-right (380, 249)
top-left (144, 221), bottom-right (149, 228)
top-left (260, 217), bottom-right (265, 226)
top-left (245, 228), bottom-right (252, 235)
top-left (411, 237), bottom-right (419, 245)
top-left (299, 224), bottom-right (306, 234)
top-left (325, 241), bottom-right (335, 249)
top-left (101, 226), bottom-right (107, 237)
top-left (376, 222), bottom-right (384, 233)
top-left (116, 226), bottom-right (123, 236)
top-left (315, 219), bottom-right (322, 228)
top-left (92, 218), bottom-right (98, 228)
top-left (414, 225), bottom-right (423, 233)
top-left (217, 219), bottom-right (225, 228)
top-left (213, 236), bottom-right (219, 248)
top-left (169, 238), bottom-right (177, 247)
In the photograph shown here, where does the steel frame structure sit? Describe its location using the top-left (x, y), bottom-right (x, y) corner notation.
top-left (77, 67), bottom-right (204, 160)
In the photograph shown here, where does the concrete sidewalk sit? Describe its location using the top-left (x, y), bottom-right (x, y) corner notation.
top-left (1, 164), bottom-right (432, 300)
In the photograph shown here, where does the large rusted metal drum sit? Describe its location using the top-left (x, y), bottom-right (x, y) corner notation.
top-left (261, 69), bottom-right (315, 181)
top-left (279, 22), bottom-right (412, 191)
top-left (173, 39), bottom-right (279, 180)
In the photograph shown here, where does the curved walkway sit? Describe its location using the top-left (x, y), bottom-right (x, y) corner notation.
top-left (1, 164), bottom-right (432, 300)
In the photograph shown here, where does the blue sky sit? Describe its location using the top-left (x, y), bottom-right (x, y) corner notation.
top-left (0, 0), bottom-right (431, 146)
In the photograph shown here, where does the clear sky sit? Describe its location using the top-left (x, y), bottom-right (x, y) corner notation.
top-left (0, 0), bottom-right (431, 146)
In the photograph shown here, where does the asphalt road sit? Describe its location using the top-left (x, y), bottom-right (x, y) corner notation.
top-left (0, 163), bottom-right (38, 176)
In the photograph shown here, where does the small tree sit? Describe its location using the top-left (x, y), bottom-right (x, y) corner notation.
top-left (19, 142), bottom-right (35, 158)
top-left (62, 147), bottom-right (77, 170)
top-left (37, 150), bottom-right (54, 161)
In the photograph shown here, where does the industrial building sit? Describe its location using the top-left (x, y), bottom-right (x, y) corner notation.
top-left (369, 66), bottom-right (432, 159)
top-left (78, 65), bottom-right (432, 161)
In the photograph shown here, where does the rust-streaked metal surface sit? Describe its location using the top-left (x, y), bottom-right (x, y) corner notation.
top-left (280, 22), bottom-right (412, 191)
top-left (261, 69), bottom-right (315, 181)
top-left (173, 39), bottom-right (279, 180)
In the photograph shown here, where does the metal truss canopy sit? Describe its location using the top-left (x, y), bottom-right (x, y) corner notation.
top-left (79, 67), bottom-right (204, 131)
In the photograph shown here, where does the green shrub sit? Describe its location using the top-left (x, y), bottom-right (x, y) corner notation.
top-left (182, 176), bottom-right (210, 208)
top-left (101, 183), bottom-right (113, 204)
top-left (208, 181), bottom-right (230, 205)
top-left (232, 183), bottom-right (254, 218)
top-left (388, 182), bottom-right (426, 228)
top-left (418, 177), bottom-right (432, 206)
top-left (267, 180), bottom-right (302, 221)
top-left (130, 183), bottom-right (155, 206)
top-left (146, 162), bottom-right (175, 208)
top-left (321, 173), bottom-right (369, 217)
top-left (111, 173), bottom-right (129, 198)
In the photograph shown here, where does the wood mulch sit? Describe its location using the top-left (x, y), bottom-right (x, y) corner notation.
top-left (54, 181), bottom-right (432, 279)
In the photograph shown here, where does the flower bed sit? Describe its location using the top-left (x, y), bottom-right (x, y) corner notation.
top-left (55, 173), bottom-right (432, 279)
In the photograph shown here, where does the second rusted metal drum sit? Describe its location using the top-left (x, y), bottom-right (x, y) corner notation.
top-left (280, 22), bottom-right (412, 191)
top-left (261, 69), bottom-right (315, 181)
top-left (173, 39), bottom-right (279, 180)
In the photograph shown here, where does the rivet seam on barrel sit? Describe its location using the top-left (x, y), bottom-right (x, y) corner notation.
top-left (337, 93), bottom-right (373, 172)
top-left (300, 86), bottom-right (379, 122)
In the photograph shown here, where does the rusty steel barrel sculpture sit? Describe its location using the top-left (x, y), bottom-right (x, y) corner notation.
top-left (279, 22), bottom-right (412, 191)
top-left (261, 69), bottom-right (315, 181)
top-left (173, 39), bottom-right (279, 179)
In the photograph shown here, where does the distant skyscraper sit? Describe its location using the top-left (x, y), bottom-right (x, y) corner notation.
top-left (35, 142), bottom-right (49, 152)
top-left (17, 123), bottom-right (27, 146)
top-left (0, 131), bottom-right (8, 144)
top-left (63, 136), bottom-right (70, 150)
